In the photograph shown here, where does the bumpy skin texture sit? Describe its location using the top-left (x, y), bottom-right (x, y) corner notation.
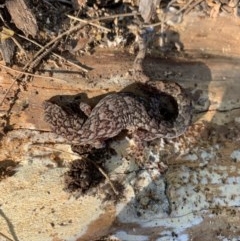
top-left (43, 96), bottom-right (88, 139)
top-left (43, 80), bottom-right (192, 149)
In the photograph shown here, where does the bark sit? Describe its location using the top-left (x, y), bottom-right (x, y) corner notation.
top-left (0, 14), bottom-right (240, 241)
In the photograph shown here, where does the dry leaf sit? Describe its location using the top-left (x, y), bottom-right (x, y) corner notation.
top-left (6, 0), bottom-right (38, 37)
top-left (0, 27), bottom-right (14, 41)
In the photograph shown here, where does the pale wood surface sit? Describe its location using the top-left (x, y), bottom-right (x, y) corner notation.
top-left (0, 14), bottom-right (240, 241)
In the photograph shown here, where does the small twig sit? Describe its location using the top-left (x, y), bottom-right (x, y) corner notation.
top-left (67, 12), bottom-right (141, 32)
top-left (143, 21), bottom-right (162, 28)
top-left (67, 15), bottom-right (111, 32)
top-left (0, 63), bottom-right (67, 81)
top-left (176, 0), bottom-right (197, 14)
top-left (184, 0), bottom-right (205, 14)
top-left (96, 12), bottom-right (141, 21)
top-left (29, 42), bottom-right (58, 73)
top-left (167, 0), bottom-right (179, 9)
top-left (49, 0), bottom-right (72, 5)
top-left (11, 36), bottom-right (27, 56)
top-left (42, 0), bottom-right (57, 9)
top-left (159, 11), bottom-right (165, 48)
top-left (89, 159), bottom-right (119, 195)
top-left (0, 232), bottom-right (14, 241)
top-left (28, 39), bottom-right (60, 72)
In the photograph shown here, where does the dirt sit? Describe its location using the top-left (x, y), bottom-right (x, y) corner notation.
top-left (1, 1), bottom-right (240, 241)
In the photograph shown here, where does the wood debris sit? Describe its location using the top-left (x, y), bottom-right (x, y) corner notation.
top-left (5, 0), bottom-right (38, 37)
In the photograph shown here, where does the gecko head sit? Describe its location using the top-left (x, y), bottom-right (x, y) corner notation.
top-left (150, 93), bottom-right (178, 122)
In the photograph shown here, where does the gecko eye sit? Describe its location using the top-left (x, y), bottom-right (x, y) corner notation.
top-left (159, 95), bottom-right (178, 121)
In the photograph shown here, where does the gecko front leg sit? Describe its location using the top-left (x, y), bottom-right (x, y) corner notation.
top-left (131, 125), bottom-right (169, 145)
top-left (79, 102), bottom-right (92, 117)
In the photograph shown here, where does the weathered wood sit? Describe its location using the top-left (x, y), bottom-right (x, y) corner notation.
top-left (0, 14), bottom-right (240, 241)
top-left (6, 0), bottom-right (38, 37)
top-left (0, 38), bottom-right (15, 65)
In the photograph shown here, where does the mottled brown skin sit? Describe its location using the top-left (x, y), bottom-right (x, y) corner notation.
top-left (43, 80), bottom-right (192, 150)
top-left (43, 95), bottom-right (88, 139)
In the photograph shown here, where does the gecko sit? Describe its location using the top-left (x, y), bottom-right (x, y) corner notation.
top-left (43, 80), bottom-right (192, 151)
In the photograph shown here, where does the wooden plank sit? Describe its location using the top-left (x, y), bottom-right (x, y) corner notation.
top-left (0, 14), bottom-right (240, 241)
